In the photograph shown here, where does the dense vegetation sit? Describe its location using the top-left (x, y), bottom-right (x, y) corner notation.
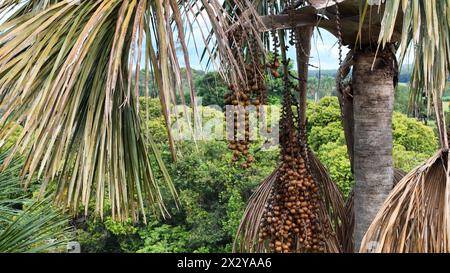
top-left (0, 63), bottom-right (438, 252)
top-left (72, 90), bottom-right (437, 253)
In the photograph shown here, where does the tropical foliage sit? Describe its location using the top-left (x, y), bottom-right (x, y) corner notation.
top-left (0, 149), bottom-right (72, 253)
top-left (73, 96), bottom-right (437, 252)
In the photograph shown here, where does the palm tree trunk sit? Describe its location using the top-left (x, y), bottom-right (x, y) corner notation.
top-left (352, 47), bottom-right (395, 250)
top-left (295, 26), bottom-right (313, 127)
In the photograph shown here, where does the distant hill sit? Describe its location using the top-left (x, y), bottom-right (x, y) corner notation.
top-left (137, 68), bottom-right (414, 98)
top-left (308, 70), bottom-right (337, 78)
top-left (308, 69), bottom-right (412, 83)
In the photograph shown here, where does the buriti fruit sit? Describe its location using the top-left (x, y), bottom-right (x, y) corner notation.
top-left (257, 52), bottom-right (332, 253)
top-left (225, 27), bottom-right (268, 169)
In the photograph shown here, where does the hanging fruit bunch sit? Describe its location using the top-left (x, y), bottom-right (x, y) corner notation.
top-left (225, 23), bottom-right (268, 169)
top-left (257, 31), bottom-right (334, 253)
top-left (233, 1), bottom-right (345, 254)
top-left (269, 28), bottom-right (281, 79)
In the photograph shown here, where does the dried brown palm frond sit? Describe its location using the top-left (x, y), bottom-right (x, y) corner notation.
top-left (393, 168), bottom-right (407, 187)
top-left (233, 166), bottom-right (279, 253)
top-left (360, 149), bottom-right (450, 253)
top-left (233, 151), bottom-right (348, 253)
top-left (343, 189), bottom-right (354, 253)
top-left (308, 150), bottom-right (351, 253)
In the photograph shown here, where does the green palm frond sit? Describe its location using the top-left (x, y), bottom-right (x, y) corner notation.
top-left (0, 150), bottom-right (72, 253)
top-left (0, 197), bottom-right (72, 253)
top-left (378, 0), bottom-right (450, 127)
top-left (0, 150), bottom-right (26, 223)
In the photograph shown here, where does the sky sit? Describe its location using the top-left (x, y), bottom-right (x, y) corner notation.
top-left (175, 2), bottom-right (350, 72)
top-left (297, 30), bottom-right (350, 71)
top-left (180, 26), bottom-right (349, 72)
top-left (0, 3), bottom-right (348, 72)
top-left (181, 26), bottom-right (416, 73)
top-left (0, 2), bottom-right (373, 73)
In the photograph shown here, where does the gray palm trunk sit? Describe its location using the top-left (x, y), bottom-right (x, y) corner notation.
top-left (352, 47), bottom-right (395, 250)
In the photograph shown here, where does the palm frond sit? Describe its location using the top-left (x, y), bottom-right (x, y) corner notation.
top-left (308, 150), bottom-right (351, 253)
top-left (0, 197), bottom-right (72, 253)
top-left (0, 0), bottom-right (250, 221)
top-left (0, 0), bottom-right (172, 222)
top-left (360, 150), bottom-right (450, 252)
top-left (0, 149), bottom-right (72, 253)
top-left (378, 0), bottom-right (450, 123)
top-left (233, 166), bottom-right (278, 253)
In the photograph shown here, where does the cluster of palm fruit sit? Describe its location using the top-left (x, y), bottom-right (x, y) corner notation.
top-left (225, 27), bottom-right (268, 169)
top-left (225, 83), bottom-right (254, 169)
top-left (269, 29), bottom-right (281, 78)
top-left (257, 58), bottom-right (332, 253)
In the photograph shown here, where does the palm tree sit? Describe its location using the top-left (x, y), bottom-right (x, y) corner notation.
top-left (358, 0), bottom-right (450, 252)
top-left (230, 0), bottom-right (450, 250)
top-left (228, 0), bottom-right (398, 251)
top-left (330, 0), bottom-right (450, 250)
